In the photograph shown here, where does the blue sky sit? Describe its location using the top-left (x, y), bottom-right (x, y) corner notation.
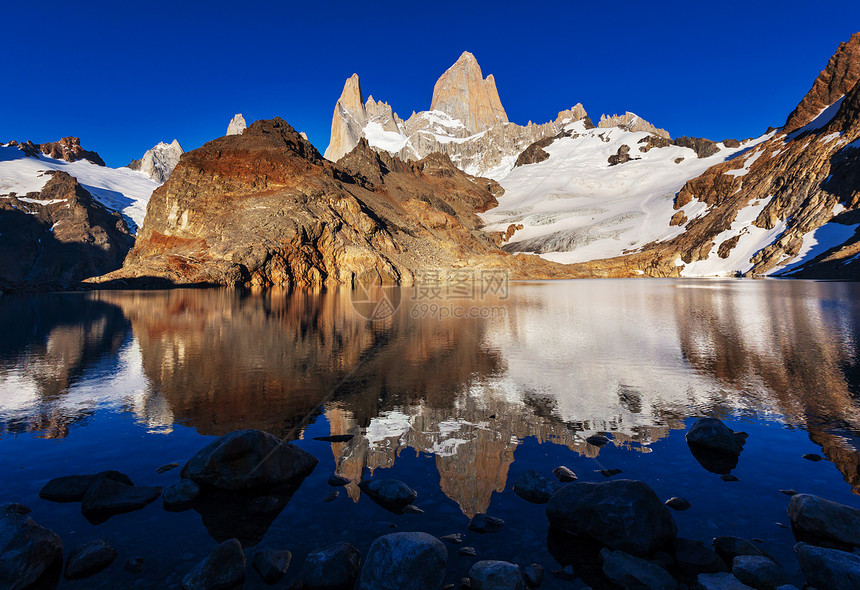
top-left (3, 1), bottom-right (859, 167)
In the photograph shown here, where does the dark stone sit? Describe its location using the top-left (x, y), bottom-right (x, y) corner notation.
top-left (39, 471), bottom-right (133, 502)
top-left (513, 471), bottom-right (556, 504)
top-left (359, 479), bottom-right (417, 512)
top-left (673, 537), bottom-right (728, 580)
top-left (0, 507), bottom-right (63, 590)
top-left (441, 533), bottom-right (464, 545)
top-left (514, 138), bottom-right (553, 168)
top-left (469, 560), bottom-right (523, 589)
top-left (523, 563), bottom-right (544, 588)
top-left (313, 435), bottom-right (354, 443)
top-left (469, 513), bottom-right (505, 534)
top-left (181, 538), bottom-right (246, 590)
top-left (181, 429), bottom-right (318, 490)
top-left (686, 418), bottom-right (746, 456)
top-left (586, 434), bottom-right (610, 447)
top-left (304, 542), bottom-right (360, 590)
top-left (193, 487), bottom-right (295, 546)
top-left (124, 556), bottom-right (144, 574)
top-left (721, 474), bottom-right (740, 482)
top-left (713, 536), bottom-right (765, 564)
top-left (248, 495), bottom-right (281, 514)
top-left (65, 539), bottom-right (117, 579)
top-left (163, 479), bottom-right (201, 510)
top-left (789, 493), bottom-right (860, 547)
top-left (80, 475), bottom-right (162, 522)
top-left (358, 532), bottom-right (447, 590)
top-left (665, 497), bottom-right (692, 511)
top-left (156, 462), bottom-right (180, 473)
top-left (803, 453), bottom-right (824, 462)
top-left (552, 466), bottom-right (577, 482)
top-left (795, 541), bottom-right (860, 589)
top-left (600, 469), bottom-right (623, 477)
top-left (780, 489), bottom-right (798, 496)
top-left (324, 490), bottom-right (340, 502)
top-left (732, 555), bottom-right (790, 588)
top-left (403, 504), bottom-right (424, 514)
top-left (328, 474), bottom-right (352, 486)
top-left (546, 479), bottom-right (678, 557)
top-left (458, 547), bottom-right (478, 557)
top-left (600, 548), bottom-right (677, 590)
top-left (722, 139), bottom-right (741, 148)
top-left (609, 144), bottom-right (638, 166)
top-left (253, 548), bottom-right (291, 584)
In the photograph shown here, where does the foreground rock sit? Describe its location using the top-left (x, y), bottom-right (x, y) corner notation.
top-left (795, 542), bottom-right (860, 589)
top-left (359, 479), bottom-right (417, 511)
top-left (695, 572), bottom-right (755, 589)
top-left (552, 466), bottom-right (577, 482)
top-left (252, 548), bottom-right (291, 584)
top-left (600, 548), bottom-right (677, 590)
top-left (0, 504), bottom-right (63, 590)
top-left (358, 532), bottom-right (447, 590)
top-left (686, 418), bottom-right (746, 455)
top-left (469, 560), bottom-right (523, 590)
top-left (731, 555), bottom-right (790, 589)
top-left (39, 471), bottom-right (132, 502)
top-left (304, 542), bottom-right (360, 590)
top-left (713, 536), bottom-right (765, 563)
top-left (788, 493), bottom-right (860, 547)
top-left (513, 471), bottom-right (556, 504)
top-left (182, 538), bottom-right (246, 590)
top-left (181, 429), bottom-right (318, 490)
top-left (81, 475), bottom-right (162, 520)
top-left (163, 479), bottom-right (201, 510)
top-left (469, 513), bottom-right (505, 534)
top-left (65, 539), bottom-right (117, 579)
top-left (673, 537), bottom-right (728, 579)
top-left (546, 479), bottom-right (677, 556)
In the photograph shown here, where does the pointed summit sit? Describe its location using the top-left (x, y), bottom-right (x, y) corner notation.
top-left (324, 74), bottom-right (370, 161)
top-left (430, 51), bottom-right (508, 134)
top-left (784, 32), bottom-right (860, 132)
top-left (226, 114), bottom-right (247, 136)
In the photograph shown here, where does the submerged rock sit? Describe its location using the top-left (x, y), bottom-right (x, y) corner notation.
top-left (585, 434), bottom-right (609, 447)
top-left (546, 479), bottom-right (677, 556)
top-left (552, 466), bottom-right (577, 482)
top-left (665, 497), bottom-right (692, 511)
top-left (696, 572), bottom-right (755, 589)
top-left (65, 539), bottom-right (117, 579)
top-left (795, 542), bottom-right (860, 589)
top-left (469, 514), bottom-right (505, 534)
top-left (441, 533), bottom-right (464, 545)
top-left (163, 479), bottom-right (201, 510)
top-left (788, 493), bottom-right (860, 548)
top-left (156, 463), bottom-right (180, 473)
top-left (0, 505), bottom-right (63, 590)
top-left (81, 475), bottom-right (161, 520)
top-left (304, 542), bottom-right (360, 590)
top-left (713, 536), bottom-right (765, 564)
top-left (513, 471), bottom-right (556, 504)
top-left (182, 538), bottom-right (246, 590)
top-left (358, 532), bottom-right (447, 590)
top-left (685, 418), bottom-right (746, 454)
top-left (522, 563), bottom-right (544, 588)
top-left (469, 560), bottom-right (523, 590)
top-left (359, 478), bottom-right (417, 511)
top-left (802, 453), bottom-right (824, 462)
top-left (328, 474), bottom-right (352, 486)
top-left (731, 555), bottom-right (790, 589)
top-left (39, 471), bottom-right (133, 502)
top-left (181, 429), bottom-right (318, 490)
top-left (674, 538), bottom-right (728, 580)
top-left (458, 547), bottom-right (478, 557)
top-left (600, 548), bottom-right (676, 590)
top-left (252, 548), bottom-right (291, 584)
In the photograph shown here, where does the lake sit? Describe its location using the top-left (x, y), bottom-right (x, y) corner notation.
top-left (2, 279), bottom-right (860, 588)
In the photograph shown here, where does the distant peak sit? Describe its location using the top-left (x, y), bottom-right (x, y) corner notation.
top-left (337, 74), bottom-right (365, 115)
top-left (226, 114), bottom-right (247, 136)
top-left (430, 51), bottom-right (507, 133)
top-left (457, 51), bottom-right (478, 64)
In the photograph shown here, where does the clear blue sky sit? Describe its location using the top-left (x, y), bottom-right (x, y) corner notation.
top-left (3, 1), bottom-right (859, 167)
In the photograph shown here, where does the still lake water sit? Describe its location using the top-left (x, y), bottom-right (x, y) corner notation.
top-left (2, 279), bottom-right (860, 588)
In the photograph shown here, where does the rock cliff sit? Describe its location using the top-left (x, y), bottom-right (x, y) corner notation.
top-left (226, 113), bottom-right (247, 136)
top-left (94, 117), bottom-right (578, 288)
top-left (598, 112), bottom-right (670, 139)
top-left (0, 171), bottom-right (134, 290)
top-left (429, 51), bottom-right (508, 133)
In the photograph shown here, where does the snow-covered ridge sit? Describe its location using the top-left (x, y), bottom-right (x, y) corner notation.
top-left (481, 121), bottom-right (765, 265)
top-left (0, 144), bottom-right (159, 233)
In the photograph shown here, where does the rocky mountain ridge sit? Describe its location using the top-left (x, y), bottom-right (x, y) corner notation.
top-left (127, 139), bottom-right (184, 182)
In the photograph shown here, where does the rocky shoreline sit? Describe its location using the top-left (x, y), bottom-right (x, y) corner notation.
top-left (3, 420), bottom-right (859, 589)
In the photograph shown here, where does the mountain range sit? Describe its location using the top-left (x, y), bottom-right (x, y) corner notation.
top-left (1, 33), bottom-right (859, 290)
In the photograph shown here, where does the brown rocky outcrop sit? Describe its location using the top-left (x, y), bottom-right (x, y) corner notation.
top-left (514, 138), bottom-right (553, 167)
top-left (608, 144), bottom-right (636, 166)
top-left (0, 171), bottom-right (134, 290)
top-left (598, 112), bottom-right (670, 139)
top-left (784, 32), bottom-right (860, 133)
top-left (95, 118), bottom-right (581, 288)
top-left (672, 136), bottom-right (719, 159)
top-left (19, 137), bottom-right (106, 166)
top-left (430, 51), bottom-right (508, 134)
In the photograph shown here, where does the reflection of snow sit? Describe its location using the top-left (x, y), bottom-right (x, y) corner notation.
top-left (363, 410), bottom-right (411, 445)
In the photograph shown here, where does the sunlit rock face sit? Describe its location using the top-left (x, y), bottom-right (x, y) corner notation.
top-left (3, 281), bottom-right (860, 512)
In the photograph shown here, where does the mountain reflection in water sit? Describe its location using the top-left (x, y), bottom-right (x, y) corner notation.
top-left (1, 280), bottom-right (860, 518)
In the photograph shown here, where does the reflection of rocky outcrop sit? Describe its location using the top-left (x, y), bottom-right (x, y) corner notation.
top-left (0, 293), bottom-right (131, 438)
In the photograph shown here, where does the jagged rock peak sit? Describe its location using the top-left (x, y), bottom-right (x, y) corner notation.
top-left (324, 74), bottom-right (368, 161)
top-left (430, 51), bottom-right (508, 134)
top-left (784, 32), bottom-right (860, 133)
top-left (598, 112), bottom-right (670, 139)
top-left (128, 140), bottom-right (184, 183)
top-left (226, 114), bottom-right (247, 136)
top-left (19, 137), bottom-right (105, 166)
top-left (339, 74), bottom-right (366, 117)
top-left (228, 117), bottom-right (324, 163)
